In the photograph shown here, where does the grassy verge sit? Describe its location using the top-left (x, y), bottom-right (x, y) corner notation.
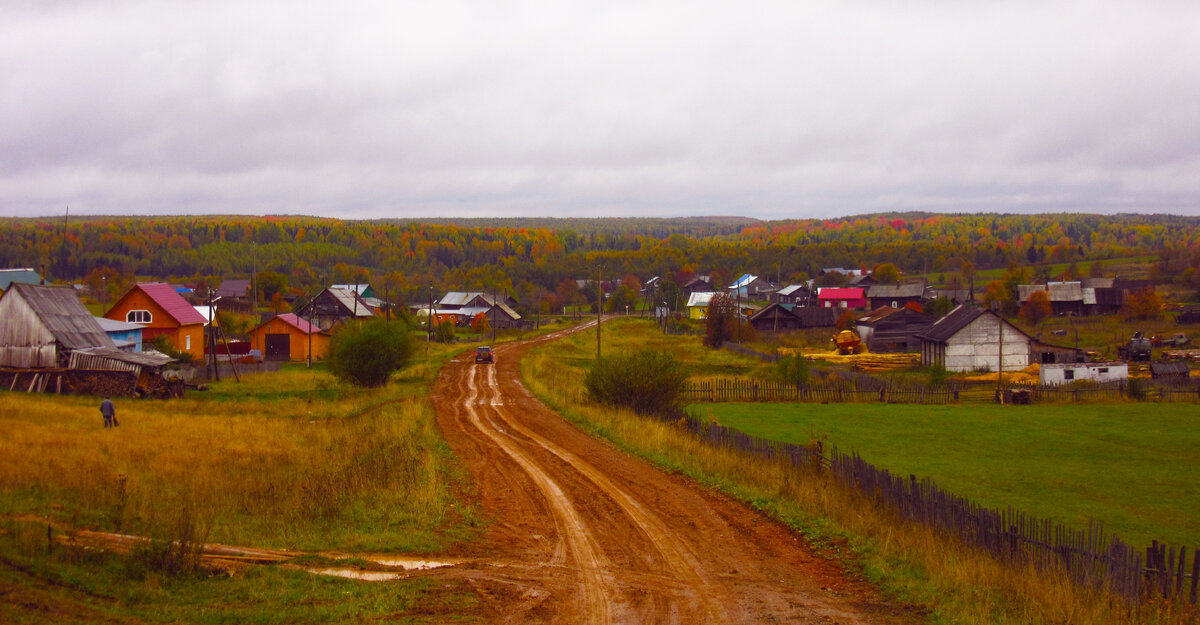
top-left (0, 339), bottom-right (480, 623)
top-left (521, 317), bottom-right (1192, 625)
top-left (703, 402), bottom-right (1199, 548)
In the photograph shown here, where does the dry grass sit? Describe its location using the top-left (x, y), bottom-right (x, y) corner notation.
top-left (0, 355), bottom-right (472, 554)
top-left (522, 320), bottom-right (1197, 625)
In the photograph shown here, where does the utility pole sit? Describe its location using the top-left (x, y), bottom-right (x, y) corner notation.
top-left (426, 284), bottom-right (433, 361)
top-left (207, 288), bottom-right (220, 382)
top-left (596, 264), bottom-right (602, 360)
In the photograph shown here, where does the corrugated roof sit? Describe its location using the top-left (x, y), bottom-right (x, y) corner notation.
top-left (94, 317), bottom-right (144, 332)
top-left (328, 288), bottom-right (376, 317)
top-left (687, 292), bottom-right (717, 307)
top-left (9, 283), bottom-right (116, 350)
top-left (856, 306), bottom-right (899, 324)
top-left (72, 346), bottom-right (173, 368)
top-left (919, 304), bottom-right (987, 343)
top-left (817, 287), bottom-right (865, 299)
top-left (866, 283), bottom-right (924, 298)
top-left (273, 313), bottom-right (321, 334)
top-left (729, 274), bottom-right (757, 289)
top-left (440, 292), bottom-right (493, 307)
top-left (215, 279), bottom-right (250, 298)
top-left (138, 283), bottom-right (208, 325)
top-left (0, 268), bottom-right (42, 290)
top-left (776, 284), bottom-right (806, 296)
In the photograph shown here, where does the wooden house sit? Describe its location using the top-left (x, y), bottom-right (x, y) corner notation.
top-left (105, 283), bottom-right (207, 361)
top-left (0, 283), bottom-right (116, 368)
top-left (866, 282), bottom-right (926, 310)
top-left (918, 305), bottom-right (1033, 372)
top-left (249, 313), bottom-right (330, 362)
top-left (748, 303), bottom-right (836, 332)
top-left (214, 279), bottom-right (252, 310)
top-left (817, 287), bottom-right (868, 310)
top-left (855, 306), bottom-right (934, 353)
top-left (687, 292), bottom-right (717, 320)
top-left (728, 274), bottom-right (777, 300)
top-left (770, 284), bottom-right (813, 306)
top-left (0, 268), bottom-right (42, 293)
top-left (94, 317), bottom-right (145, 352)
top-left (1017, 282), bottom-right (1085, 316)
top-left (1149, 361), bottom-right (1190, 380)
top-left (295, 287), bottom-right (376, 331)
top-left (681, 276), bottom-right (714, 296)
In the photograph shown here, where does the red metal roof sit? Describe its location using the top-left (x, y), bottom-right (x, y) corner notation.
top-left (276, 313), bottom-right (320, 334)
top-left (817, 288), bottom-right (865, 299)
top-left (138, 283), bottom-right (208, 325)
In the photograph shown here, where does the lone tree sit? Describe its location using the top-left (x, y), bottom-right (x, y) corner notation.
top-left (703, 292), bottom-right (738, 348)
top-left (328, 318), bottom-right (414, 387)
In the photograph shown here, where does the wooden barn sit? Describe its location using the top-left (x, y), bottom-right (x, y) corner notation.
top-left (249, 313), bottom-right (330, 362)
top-left (855, 306), bottom-right (934, 353)
top-left (866, 282), bottom-right (926, 310)
top-left (105, 283), bottom-right (207, 361)
top-left (770, 284), bottom-right (813, 306)
top-left (749, 303), bottom-right (837, 332)
top-left (1150, 361), bottom-right (1190, 380)
top-left (918, 305), bottom-right (1033, 372)
top-left (0, 283), bottom-right (115, 368)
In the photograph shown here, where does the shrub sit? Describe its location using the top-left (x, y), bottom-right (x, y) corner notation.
top-left (774, 354), bottom-right (810, 386)
top-left (433, 318), bottom-right (456, 343)
top-left (327, 319), bottom-right (414, 387)
top-left (703, 293), bottom-right (738, 348)
top-left (585, 349), bottom-right (687, 417)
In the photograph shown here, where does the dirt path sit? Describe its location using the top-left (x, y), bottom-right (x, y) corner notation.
top-left (432, 323), bottom-right (922, 624)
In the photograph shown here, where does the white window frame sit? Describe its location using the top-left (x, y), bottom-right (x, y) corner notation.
top-left (127, 310), bottom-right (152, 324)
top-left (185, 335), bottom-right (192, 350)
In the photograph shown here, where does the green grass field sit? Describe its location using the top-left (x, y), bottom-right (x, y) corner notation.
top-left (702, 402), bottom-right (1200, 549)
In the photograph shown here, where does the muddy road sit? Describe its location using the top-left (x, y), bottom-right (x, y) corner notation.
top-left (432, 323), bottom-right (919, 624)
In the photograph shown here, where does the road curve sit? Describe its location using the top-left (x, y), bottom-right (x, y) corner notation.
top-left (431, 323), bottom-right (918, 624)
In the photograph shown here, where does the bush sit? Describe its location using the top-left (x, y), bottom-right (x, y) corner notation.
top-left (433, 319), bottom-right (456, 343)
top-left (585, 349), bottom-right (687, 417)
top-left (328, 319), bottom-right (414, 387)
top-left (703, 293), bottom-right (738, 348)
top-left (774, 354), bottom-right (810, 386)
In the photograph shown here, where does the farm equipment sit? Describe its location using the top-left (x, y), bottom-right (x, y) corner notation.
top-left (1151, 333), bottom-right (1190, 348)
top-left (834, 330), bottom-right (862, 355)
top-left (1117, 332), bottom-right (1152, 361)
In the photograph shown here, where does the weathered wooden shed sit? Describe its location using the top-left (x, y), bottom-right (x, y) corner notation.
top-left (1150, 361), bottom-right (1191, 380)
top-left (0, 283), bottom-right (116, 368)
top-left (919, 305), bottom-right (1033, 372)
top-left (856, 306), bottom-right (934, 353)
top-left (866, 283), bottom-right (926, 310)
top-left (748, 303), bottom-right (837, 332)
top-left (295, 287), bottom-right (376, 331)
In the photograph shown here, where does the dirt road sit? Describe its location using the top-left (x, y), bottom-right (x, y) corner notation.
top-left (432, 323), bottom-right (920, 624)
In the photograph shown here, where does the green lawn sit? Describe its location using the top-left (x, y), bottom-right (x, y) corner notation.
top-left (703, 402), bottom-right (1199, 548)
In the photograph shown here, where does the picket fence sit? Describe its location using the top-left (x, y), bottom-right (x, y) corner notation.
top-left (683, 378), bottom-right (1199, 404)
top-left (647, 410), bottom-right (1198, 608)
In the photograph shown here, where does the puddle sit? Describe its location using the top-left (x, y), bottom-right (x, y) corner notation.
top-left (370, 558), bottom-right (455, 570)
top-left (308, 568), bottom-right (406, 581)
top-left (306, 558), bottom-right (456, 581)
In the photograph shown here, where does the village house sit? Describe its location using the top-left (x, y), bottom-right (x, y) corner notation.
top-left (748, 303), bottom-right (836, 332)
top-left (295, 287), bottom-right (376, 331)
top-left (214, 279), bottom-right (252, 310)
top-left (1040, 362), bottom-right (1128, 385)
top-left (681, 276), bottom-right (714, 296)
top-left (866, 282), bottom-right (926, 310)
top-left (918, 305), bottom-right (1033, 372)
top-left (94, 317), bottom-right (145, 352)
top-left (686, 292), bottom-right (717, 320)
top-left (855, 306), bottom-right (934, 353)
top-left (770, 284), bottom-right (813, 306)
top-left (816, 287), bottom-right (868, 310)
top-left (728, 274), bottom-right (777, 300)
top-left (0, 268), bottom-right (42, 294)
top-left (249, 313), bottom-right (331, 362)
top-left (105, 282), bottom-right (207, 361)
top-left (1018, 282), bottom-right (1086, 316)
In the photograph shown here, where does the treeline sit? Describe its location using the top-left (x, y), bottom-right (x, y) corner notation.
top-left (2, 212), bottom-right (1198, 310)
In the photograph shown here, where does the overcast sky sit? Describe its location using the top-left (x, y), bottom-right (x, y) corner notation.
top-left (2, 1), bottom-right (1199, 220)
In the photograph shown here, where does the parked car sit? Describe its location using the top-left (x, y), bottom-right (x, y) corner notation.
top-left (474, 346), bottom-right (494, 364)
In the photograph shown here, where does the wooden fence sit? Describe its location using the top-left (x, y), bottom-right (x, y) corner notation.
top-left (650, 409), bottom-right (1198, 608)
top-left (684, 378), bottom-right (1200, 404)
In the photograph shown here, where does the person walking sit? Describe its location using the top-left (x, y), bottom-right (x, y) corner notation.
top-left (100, 396), bottom-right (118, 428)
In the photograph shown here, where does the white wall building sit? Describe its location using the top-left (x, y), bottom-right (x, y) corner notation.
top-left (1040, 362), bottom-right (1128, 385)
